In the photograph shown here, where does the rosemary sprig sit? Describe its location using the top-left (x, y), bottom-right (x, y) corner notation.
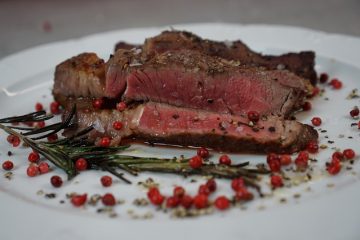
top-left (0, 109), bottom-right (269, 190)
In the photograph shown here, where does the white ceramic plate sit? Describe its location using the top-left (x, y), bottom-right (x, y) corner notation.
top-left (1, 23), bottom-right (360, 240)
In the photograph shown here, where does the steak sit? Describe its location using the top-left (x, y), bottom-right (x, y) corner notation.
top-left (53, 53), bottom-right (106, 98)
top-left (53, 31), bottom-right (319, 154)
top-left (54, 49), bottom-right (310, 117)
top-left (115, 31), bottom-right (317, 85)
top-left (65, 101), bottom-right (317, 153)
top-left (107, 49), bottom-right (310, 117)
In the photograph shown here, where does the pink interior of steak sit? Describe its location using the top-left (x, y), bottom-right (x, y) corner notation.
top-left (69, 102), bottom-right (317, 153)
top-left (107, 63), bottom-right (305, 117)
top-left (127, 68), bottom-right (282, 115)
top-left (136, 102), bottom-right (281, 141)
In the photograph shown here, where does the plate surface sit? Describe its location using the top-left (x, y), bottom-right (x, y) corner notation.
top-left (1, 23), bottom-right (360, 240)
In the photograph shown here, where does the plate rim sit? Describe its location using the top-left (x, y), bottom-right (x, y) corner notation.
top-left (1, 23), bottom-right (360, 240)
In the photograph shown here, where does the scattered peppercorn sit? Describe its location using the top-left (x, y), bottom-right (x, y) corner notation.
top-left (47, 134), bottom-right (58, 142)
top-left (147, 187), bottom-right (164, 206)
top-left (205, 179), bottom-right (217, 192)
top-left (75, 158), bottom-right (88, 171)
top-left (71, 193), bottom-right (87, 207)
top-left (343, 149), bottom-right (355, 160)
top-left (311, 87), bottom-right (320, 97)
top-left (38, 162), bottom-right (50, 174)
top-left (247, 111), bottom-right (260, 122)
top-left (214, 196), bottom-right (230, 210)
top-left (2, 160), bottom-right (14, 171)
top-left (330, 78), bottom-right (342, 89)
top-left (319, 73), bottom-right (329, 83)
top-left (100, 175), bottom-right (113, 187)
top-left (311, 117), bottom-right (322, 126)
top-left (280, 154), bottom-right (292, 166)
top-left (302, 101), bottom-right (312, 111)
top-left (266, 153), bottom-right (281, 172)
top-left (149, 192), bottom-right (164, 206)
top-left (189, 155), bottom-right (203, 169)
top-left (116, 101), bottom-right (127, 111)
top-left (112, 121), bottom-right (123, 130)
top-left (147, 187), bottom-right (160, 199)
top-left (306, 141), bottom-right (319, 154)
top-left (181, 195), bottom-right (193, 209)
top-left (50, 175), bottom-right (63, 188)
top-left (27, 165), bottom-right (39, 177)
top-left (197, 147), bottom-right (209, 158)
top-left (166, 196), bottom-right (180, 208)
top-left (92, 98), bottom-right (104, 109)
top-left (36, 121), bottom-right (46, 128)
top-left (219, 154), bottom-right (231, 165)
top-left (193, 194), bottom-right (208, 209)
top-left (102, 193), bottom-right (116, 206)
top-left (271, 175), bottom-right (283, 188)
top-left (7, 135), bottom-right (20, 147)
top-left (50, 101), bottom-right (61, 114)
top-left (231, 177), bottom-right (245, 192)
top-left (332, 151), bottom-right (344, 161)
top-left (295, 151), bottom-right (309, 171)
top-left (173, 186), bottom-right (185, 198)
top-left (28, 151), bottom-right (40, 163)
top-left (327, 159), bottom-right (341, 175)
top-left (35, 102), bottom-right (43, 111)
top-left (235, 187), bottom-right (253, 201)
top-left (99, 136), bottom-right (111, 147)
top-left (298, 151), bottom-right (309, 161)
top-left (350, 107), bottom-right (359, 118)
top-left (198, 184), bottom-right (211, 195)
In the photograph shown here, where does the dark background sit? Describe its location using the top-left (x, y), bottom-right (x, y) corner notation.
top-left (1, 0), bottom-right (359, 58)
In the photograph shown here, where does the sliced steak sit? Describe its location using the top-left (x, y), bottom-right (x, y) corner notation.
top-left (53, 49), bottom-right (311, 118)
top-left (53, 53), bottom-right (106, 98)
top-left (106, 49), bottom-right (309, 117)
top-left (65, 102), bottom-right (317, 153)
top-left (141, 31), bottom-right (317, 85)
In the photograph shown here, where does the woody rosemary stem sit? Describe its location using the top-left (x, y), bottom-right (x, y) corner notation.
top-left (0, 123), bottom-right (77, 179)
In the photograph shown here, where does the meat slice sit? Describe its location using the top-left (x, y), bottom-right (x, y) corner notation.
top-left (53, 53), bottom-right (106, 98)
top-left (66, 102), bottom-right (318, 153)
top-left (53, 49), bottom-right (310, 118)
top-left (105, 49), bottom-right (310, 117)
top-left (141, 31), bottom-right (317, 85)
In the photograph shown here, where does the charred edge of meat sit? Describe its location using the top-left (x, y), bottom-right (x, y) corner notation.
top-left (114, 42), bottom-right (141, 52)
top-left (141, 30), bottom-right (317, 84)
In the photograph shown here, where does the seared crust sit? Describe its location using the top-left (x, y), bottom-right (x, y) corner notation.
top-left (114, 41), bottom-right (140, 52)
top-left (141, 31), bottom-right (317, 84)
top-left (53, 53), bottom-right (106, 98)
